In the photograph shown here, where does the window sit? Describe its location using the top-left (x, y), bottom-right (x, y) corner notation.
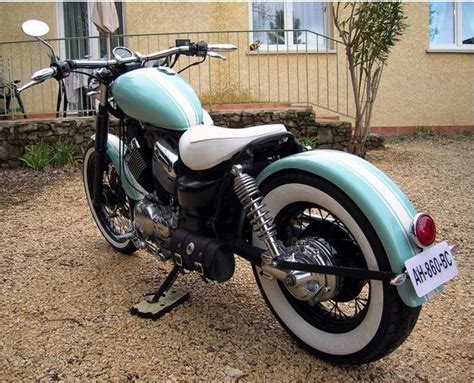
top-left (250, 2), bottom-right (329, 51)
top-left (62, 2), bottom-right (91, 59)
top-left (56, 1), bottom-right (125, 113)
top-left (57, 1), bottom-right (125, 59)
top-left (429, 2), bottom-right (474, 51)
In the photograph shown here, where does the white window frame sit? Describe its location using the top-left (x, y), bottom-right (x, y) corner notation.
top-left (248, 1), bottom-right (331, 53)
top-left (428, 1), bottom-right (474, 53)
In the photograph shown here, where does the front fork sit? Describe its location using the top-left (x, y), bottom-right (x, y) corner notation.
top-left (93, 84), bottom-right (109, 206)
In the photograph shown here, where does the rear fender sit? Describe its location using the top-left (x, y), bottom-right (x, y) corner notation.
top-left (251, 149), bottom-right (440, 308)
top-left (91, 134), bottom-right (146, 201)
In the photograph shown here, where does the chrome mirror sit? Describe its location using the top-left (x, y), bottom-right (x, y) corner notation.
top-left (21, 19), bottom-right (57, 63)
top-left (21, 19), bottom-right (50, 37)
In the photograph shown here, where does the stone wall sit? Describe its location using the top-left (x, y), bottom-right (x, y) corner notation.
top-left (365, 134), bottom-right (385, 151)
top-left (0, 118), bottom-right (120, 168)
top-left (0, 108), bottom-right (354, 169)
top-left (211, 109), bottom-right (352, 151)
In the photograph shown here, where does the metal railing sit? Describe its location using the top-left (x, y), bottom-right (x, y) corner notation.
top-left (0, 29), bottom-right (354, 120)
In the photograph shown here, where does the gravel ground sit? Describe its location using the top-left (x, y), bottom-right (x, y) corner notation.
top-left (1, 137), bottom-right (472, 382)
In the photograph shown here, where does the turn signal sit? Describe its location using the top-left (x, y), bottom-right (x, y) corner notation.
top-left (411, 213), bottom-right (436, 248)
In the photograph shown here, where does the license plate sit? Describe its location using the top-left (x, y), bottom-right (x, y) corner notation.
top-left (404, 241), bottom-right (458, 298)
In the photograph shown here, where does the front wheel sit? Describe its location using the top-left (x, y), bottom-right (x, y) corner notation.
top-left (83, 143), bottom-right (137, 254)
top-left (253, 172), bottom-right (420, 364)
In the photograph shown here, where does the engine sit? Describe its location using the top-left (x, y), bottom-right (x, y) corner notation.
top-left (130, 135), bottom-right (234, 282)
top-left (133, 198), bottom-right (173, 242)
top-left (133, 138), bottom-right (179, 246)
top-left (152, 138), bottom-right (178, 195)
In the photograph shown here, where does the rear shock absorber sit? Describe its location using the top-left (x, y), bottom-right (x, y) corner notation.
top-left (232, 165), bottom-right (282, 258)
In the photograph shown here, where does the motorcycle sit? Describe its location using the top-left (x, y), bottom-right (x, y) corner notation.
top-left (18, 19), bottom-right (459, 365)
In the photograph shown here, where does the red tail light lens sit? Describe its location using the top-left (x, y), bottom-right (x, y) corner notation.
top-left (412, 213), bottom-right (436, 248)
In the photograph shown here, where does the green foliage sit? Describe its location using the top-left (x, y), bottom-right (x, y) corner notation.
top-left (21, 141), bottom-right (54, 171)
top-left (451, 130), bottom-right (472, 141)
top-left (411, 126), bottom-right (439, 139)
top-left (53, 140), bottom-right (78, 168)
top-left (386, 127), bottom-right (472, 144)
top-left (299, 136), bottom-right (318, 150)
top-left (333, 2), bottom-right (407, 156)
top-left (350, 2), bottom-right (407, 67)
top-left (21, 139), bottom-right (78, 171)
top-left (386, 127), bottom-right (438, 143)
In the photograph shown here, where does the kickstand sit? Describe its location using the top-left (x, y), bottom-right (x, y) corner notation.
top-left (130, 265), bottom-right (190, 320)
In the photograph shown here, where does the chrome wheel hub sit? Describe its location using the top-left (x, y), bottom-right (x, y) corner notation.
top-left (283, 237), bottom-right (340, 303)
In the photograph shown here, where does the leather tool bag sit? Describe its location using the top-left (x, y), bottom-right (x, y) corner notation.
top-left (170, 228), bottom-right (235, 282)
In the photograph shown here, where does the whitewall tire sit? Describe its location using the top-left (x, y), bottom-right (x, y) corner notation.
top-left (252, 172), bottom-right (420, 364)
top-left (83, 143), bottom-right (137, 254)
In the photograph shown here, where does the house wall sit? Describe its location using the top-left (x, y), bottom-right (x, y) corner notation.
top-left (0, 2), bottom-right (59, 116)
top-left (372, 2), bottom-right (474, 127)
top-left (125, 2), bottom-right (248, 34)
top-left (0, 2), bottom-right (57, 43)
top-left (0, 2), bottom-right (472, 128)
top-left (125, 2), bottom-right (473, 127)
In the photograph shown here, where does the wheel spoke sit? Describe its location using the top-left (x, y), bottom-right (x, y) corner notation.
top-left (276, 201), bottom-right (372, 333)
top-left (93, 161), bottom-right (133, 240)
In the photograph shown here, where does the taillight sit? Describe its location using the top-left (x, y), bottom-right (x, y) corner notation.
top-left (411, 213), bottom-right (436, 248)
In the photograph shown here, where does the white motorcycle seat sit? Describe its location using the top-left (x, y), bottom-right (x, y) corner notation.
top-left (179, 124), bottom-right (287, 170)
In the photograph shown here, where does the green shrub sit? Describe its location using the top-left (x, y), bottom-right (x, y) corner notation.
top-left (411, 126), bottom-right (439, 139)
top-left (299, 136), bottom-right (318, 150)
top-left (53, 140), bottom-right (78, 168)
top-left (21, 141), bottom-right (54, 171)
top-left (451, 130), bottom-right (472, 140)
top-left (21, 139), bottom-right (79, 171)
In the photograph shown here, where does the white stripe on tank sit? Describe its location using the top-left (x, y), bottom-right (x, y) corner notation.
top-left (147, 71), bottom-right (198, 127)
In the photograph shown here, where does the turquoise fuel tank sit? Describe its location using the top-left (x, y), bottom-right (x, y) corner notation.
top-left (112, 67), bottom-right (203, 131)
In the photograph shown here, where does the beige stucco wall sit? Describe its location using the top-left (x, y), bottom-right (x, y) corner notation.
top-left (125, 2), bottom-right (248, 34)
top-left (373, 2), bottom-right (474, 127)
top-left (0, 2), bottom-right (59, 116)
top-left (125, 1), bottom-right (473, 127)
top-left (0, 2), bottom-right (472, 127)
top-left (0, 2), bottom-right (57, 43)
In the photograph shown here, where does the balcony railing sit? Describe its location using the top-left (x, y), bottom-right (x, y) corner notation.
top-left (0, 29), bottom-right (354, 120)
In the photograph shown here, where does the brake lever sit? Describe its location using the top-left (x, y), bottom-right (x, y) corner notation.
top-left (207, 51), bottom-right (227, 61)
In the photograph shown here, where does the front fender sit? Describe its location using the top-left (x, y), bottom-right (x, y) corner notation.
top-left (255, 149), bottom-right (439, 308)
top-left (91, 134), bottom-right (147, 201)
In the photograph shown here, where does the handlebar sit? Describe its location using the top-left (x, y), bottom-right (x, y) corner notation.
top-left (18, 42), bottom-right (238, 94)
top-left (207, 44), bottom-right (238, 52)
top-left (17, 79), bottom-right (42, 93)
top-left (72, 45), bottom-right (191, 69)
top-left (18, 67), bottom-right (56, 92)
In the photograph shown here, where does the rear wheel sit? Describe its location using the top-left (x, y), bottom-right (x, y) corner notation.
top-left (253, 172), bottom-right (420, 364)
top-left (83, 143), bottom-right (137, 254)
